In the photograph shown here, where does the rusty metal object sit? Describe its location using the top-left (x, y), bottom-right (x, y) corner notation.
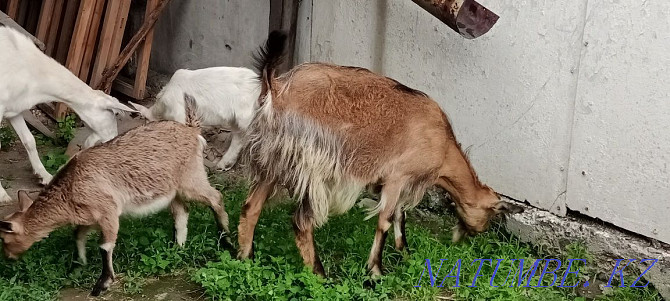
top-left (411, 0), bottom-right (499, 39)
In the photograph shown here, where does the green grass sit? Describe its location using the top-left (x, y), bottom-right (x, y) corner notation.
top-left (0, 175), bottom-right (662, 300)
top-left (0, 125), bottom-right (17, 150)
top-left (40, 148), bottom-right (69, 174)
top-left (54, 114), bottom-right (77, 147)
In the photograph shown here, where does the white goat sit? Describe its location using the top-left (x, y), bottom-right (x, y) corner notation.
top-left (129, 67), bottom-right (261, 171)
top-left (0, 27), bottom-right (135, 202)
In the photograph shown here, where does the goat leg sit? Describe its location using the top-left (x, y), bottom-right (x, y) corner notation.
top-left (91, 217), bottom-right (118, 296)
top-left (292, 192), bottom-right (325, 277)
top-left (8, 115), bottom-right (52, 185)
top-left (393, 208), bottom-right (409, 252)
top-left (237, 180), bottom-right (274, 259)
top-left (366, 181), bottom-right (403, 277)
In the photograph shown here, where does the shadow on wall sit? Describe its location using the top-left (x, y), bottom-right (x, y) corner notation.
top-left (372, 0), bottom-right (387, 74)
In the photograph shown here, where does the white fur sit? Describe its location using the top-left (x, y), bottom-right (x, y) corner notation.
top-left (174, 210), bottom-right (188, 246)
top-left (130, 67), bottom-right (261, 171)
top-left (117, 190), bottom-right (177, 217)
top-left (100, 242), bottom-right (115, 252)
top-left (0, 27), bottom-right (135, 201)
top-left (77, 236), bottom-right (88, 264)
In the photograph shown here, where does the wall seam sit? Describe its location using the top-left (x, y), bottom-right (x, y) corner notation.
top-left (563, 0), bottom-right (591, 213)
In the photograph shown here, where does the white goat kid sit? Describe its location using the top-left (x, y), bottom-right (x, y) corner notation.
top-left (129, 67), bottom-right (260, 171)
top-left (0, 27), bottom-right (135, 202)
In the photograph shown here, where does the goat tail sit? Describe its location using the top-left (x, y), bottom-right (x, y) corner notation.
top-left (183, 93), bottom-right (200, 129)
top-left (253, 30), bottom-right (288, 106)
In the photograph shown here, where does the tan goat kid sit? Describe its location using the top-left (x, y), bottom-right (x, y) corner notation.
top-left (238, 31), bottom-right (524, 277)
top-left (0, 96), bottom-right (232, 296)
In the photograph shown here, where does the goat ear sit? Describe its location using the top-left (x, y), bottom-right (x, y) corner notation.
top-left (17, 190), bottom-right (33, 212)
top-left (128, 102), bottom-right (156, 121)
top-left (104, 97), bottom-right (138, 114)
top-left (0, 221), bottom-right (14, 233)
top-left (493, 201), bottom-right (524, 215)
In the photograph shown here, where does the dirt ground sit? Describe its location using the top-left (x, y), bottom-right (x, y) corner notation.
top-left (59, 274), bottom-right (205, 301)
top-left (0, 132), bottom-right (44, 217)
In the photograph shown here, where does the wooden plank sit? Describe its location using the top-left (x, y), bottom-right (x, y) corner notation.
top-left (268, 0), bottom-right (299, 73)
top-left (15, 0), bottom-right (28, 27)
top-left (0, 11), bottom-right (46, 51)
top-left (6, 0), bottom-right (19, 19)
top-left (97, 0), bottom-right (170, 93)
top-left (89, 0), bottom-right (122, 87)
top-left (78, 0), bottom-right (105, 82)
top-left (45, 0), bottom-right (64, 56)
top-left (36, 0), bottom-right (56, 42)
top-left (24, 0), bottom-right (40, 34)
top-left (57, 0), bottom-right (95, 118)
top-left (130, 0), bottom-right (159, 99)
top-left (22, 111), bottom-right (55, 139)
top-left (55, 0), bottom-right (79, 64)
top-left (36, 103), bottom-right (56, 121)
top-left (105, 0), bottom-right (131, 67)
top-left (112, 75), bottom-right (134, 96)
top-left (66, 0), bottom-right (96, 76)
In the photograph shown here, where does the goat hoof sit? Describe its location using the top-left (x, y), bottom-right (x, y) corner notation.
top-left (363, 278), bottom-right (380, 289)
top-left (39, 174), bottom-right (53, 186)
top-left (215, 165), bottom-right (233, 172)
top-left (215, 159), bottom-right (236, 172)
top-left (0, 194), bottom-right (12, 203)
top-left (90, 283), bottom-right (107, 297)
top-left (218, 237), bottom-right (236, 253)
top-left (91, 276), bottom-right (113, 296)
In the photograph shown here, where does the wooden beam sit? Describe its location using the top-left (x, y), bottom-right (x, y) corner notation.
top-left (0, 11), bottom-right (46, 51)
top-left (36, 103), bottom-right (56, 121)
top-left (23, 0), bottom-right (41, 34)
top-left (45, 0), bottom-right (65, 56)
top-left (6, 0), bottom-right (19, 19)
top-left (22, 111), bottom-right (56, 139)
top-left (66, 0), bottom-right (97, 76)
top-left (112, 75), bottom-right (134, 96)
top-left (79, 0), bottom-right (106, 82)
top-left (131, 0), bottom-right (159, 99)
top-left (268, 0), bottom-right (299, 73)
top-left (15, 0), bottom-right (28, 28)
top-left (90, 0), bottom-right (121, 87)
top-left (55, 0), bottom-right (80, 64)
top-left (105, 0), bottom-right (132, 68)
top-left (36, 0), bottom-right (56, 43)
top-left (97, 0), bottom-right (171, 93)
top-left (6, 0), bottom-right (21, 21)
top-left (57, 0), bottom-right (97, 119)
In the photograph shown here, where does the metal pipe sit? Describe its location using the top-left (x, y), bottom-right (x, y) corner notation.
top-left (411, 0), bottom-right (499, 39)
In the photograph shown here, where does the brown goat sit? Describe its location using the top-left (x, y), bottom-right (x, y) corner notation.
top-left (0, 96), bottom-right (232, 296)
top-left (238, 31), bottom-right (523, 277)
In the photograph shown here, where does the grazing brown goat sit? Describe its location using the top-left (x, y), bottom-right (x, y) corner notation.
top-left (0, 96), bottom-right (232, 296)
top-left (237, 31), bottom-right (524, 277)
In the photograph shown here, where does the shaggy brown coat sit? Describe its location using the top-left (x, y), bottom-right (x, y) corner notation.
top-left (238, 31), bottom-right (523, 277)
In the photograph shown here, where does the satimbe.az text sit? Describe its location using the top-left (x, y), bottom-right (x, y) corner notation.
top-left (413, 258), bottom-right (657, 288)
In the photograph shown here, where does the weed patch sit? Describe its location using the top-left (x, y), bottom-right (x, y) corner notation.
top-left (55, 114), bottom-right (77, 146)
top-left (0, 177), bottom-right (662, 300)
top-left (40, 148), bottom-right (69, 174)
top-left (0, 126), bottom-right (16, 150)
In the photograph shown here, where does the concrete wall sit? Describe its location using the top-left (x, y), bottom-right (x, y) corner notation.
top-left (150, 0), bottom-right (269, 74)
top-left (296, 0), bottom-right (670, 244)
